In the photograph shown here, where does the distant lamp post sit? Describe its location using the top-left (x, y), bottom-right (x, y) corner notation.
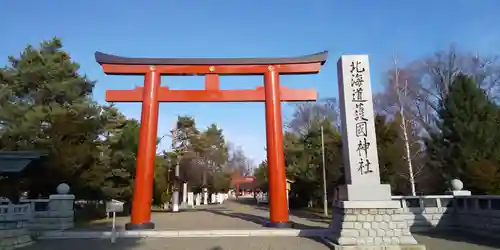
top-left (320, 124), bottom-right (328, 217)
top-left (171, 126), bottom-right (181, 212)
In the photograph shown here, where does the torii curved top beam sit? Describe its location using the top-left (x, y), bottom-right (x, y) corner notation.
top-left (95, 51), bottom-right (328, 66)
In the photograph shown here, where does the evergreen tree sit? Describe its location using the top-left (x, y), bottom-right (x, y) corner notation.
top-left (426, 74), bottom-right (500, 193)
top-left (0, 38), bottom-right (147, 200)
top-left (0, 38), bottom-right (253, 204)
top-left (0, 38), bottom-right (107, 197)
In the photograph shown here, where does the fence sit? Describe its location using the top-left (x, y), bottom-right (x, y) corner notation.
top-left (391, 195), bottom-right (500, 238)
top-left (0, 203), bottom-right (34, 250)
top-left (0, 191), bottom-right (75, 250)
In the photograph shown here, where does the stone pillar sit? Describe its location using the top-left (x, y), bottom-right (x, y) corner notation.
top-left (195, 194), bottom-right (201, 206)
top-left (203, 188), bottom-right (208, 205)
top-left (172, 191), bottom-right (179, 212)
top-left (48, 194), bottom-right (75, 213)
top-left (327, 55), bottom-right (424, 249)
top-left (187, 192), bottom-right (194, 208)
top-left (286, 191), bottom-right (289, 211)
top-left (42, 183), bottom-right (75, 231)
top-left (182, 182), bottom-right (188, 205)
top-left (286, 181), bottom-right (291, 211)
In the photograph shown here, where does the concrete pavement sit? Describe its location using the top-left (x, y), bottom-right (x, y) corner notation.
top-left (19, 198), bottom-right (500, 250)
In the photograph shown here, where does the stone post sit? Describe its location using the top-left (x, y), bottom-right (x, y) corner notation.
top-left (203, 188), bottom-right (208, 205)
top-left (44, 183), bottom-right (75, 231)
top-left (286, 180), bottom-right (291, 211)
top-left (195, 193), bottom-right (201, 206)
top-left (328, 55), bottom-right (425, 249)
top-left (172, 191), bottom-right (179, 212)
top-left (187, 192), bottom-right (194, 208)
top-left (218, 193), bottom-right (224, 204)
top-left (182, 182), bottom-right (188, 205)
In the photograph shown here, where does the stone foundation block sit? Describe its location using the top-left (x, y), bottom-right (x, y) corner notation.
top-left (327, 206), bottom-right (426, 250)
top-left (331, 246), bottom-right (426, 250)
top-left (0, 227), bottom-right (33, 250)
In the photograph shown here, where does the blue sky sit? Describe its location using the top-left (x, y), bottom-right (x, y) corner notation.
top-left (2, 0), bottom-right (499, 165)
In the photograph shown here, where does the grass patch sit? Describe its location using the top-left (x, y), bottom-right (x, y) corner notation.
top-left (291, 207), bottom-right (332, 223)
top-left (305, 207), bottom-right (332, 216)
top-left (74, 217), bottom-right (112, 228)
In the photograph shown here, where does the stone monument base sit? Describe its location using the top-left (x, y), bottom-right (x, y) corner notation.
top-left (338, 184), bottom-right (393, 201)
top-left (446, 190), bottom-right (471, 196)
top-left (326, 202), bottom-right (426, 250)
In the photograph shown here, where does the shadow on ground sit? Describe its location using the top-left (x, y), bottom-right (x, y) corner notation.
top-left (232, 197), bottom-right (258, 205)
top-left (233, 198), bottom-right (500, 249)
top-left (406, 205), bottom-right (500, 249)
top-left (414, 230), bottom-right (500, 250)
top-left (200, 208), bottom-right (331, 249)
top-left (71, 218), bottom-right (126, 231)
top-left (20, 239), bottom-right (144, 250)
top-left (232, 198), bottom-right (331, 224)
top-left (200, 207), bottom-right (323, 230)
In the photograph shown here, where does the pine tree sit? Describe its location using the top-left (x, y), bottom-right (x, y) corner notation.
top-left (426, 74), bottom-right (500, 193)
top-left (0, 38), bottom-right (129, 198)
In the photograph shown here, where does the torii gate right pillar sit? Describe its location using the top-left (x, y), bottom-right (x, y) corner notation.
top-left (264, 67), bottom-right (290, 227)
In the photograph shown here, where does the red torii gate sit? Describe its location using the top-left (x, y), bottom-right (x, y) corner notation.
top-left (95, 51), bottom-right (328, 230)
top-left (231, 175), bottom-right (256, 197)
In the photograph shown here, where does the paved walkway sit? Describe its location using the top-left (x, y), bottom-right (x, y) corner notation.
top-left (19, 198), bottom-right (500, 250)
top-left (20, 237), bottom-right (331, 250)
top-left (75, 201), bottom-right (328, 231)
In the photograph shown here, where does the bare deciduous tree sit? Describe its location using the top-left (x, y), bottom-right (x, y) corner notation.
top-left (226, 143), bottom-right (252, 177)
top-left (285, 97), bottom-right (339, 135)
top-left (394, 55), bottom-right (417, 196)
top-left (391, 46), bottom-right (500, 136)
top-left (375, 54), bottom-right (431, 195)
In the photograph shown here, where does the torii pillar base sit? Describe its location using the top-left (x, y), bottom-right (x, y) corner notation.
top-left (265, 221), bottom-right (294, 228)
top-left (125, 222), bottom-right (155, 230)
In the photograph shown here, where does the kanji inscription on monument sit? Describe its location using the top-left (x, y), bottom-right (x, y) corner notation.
top-left (337, 55), bottom-right (381, 185)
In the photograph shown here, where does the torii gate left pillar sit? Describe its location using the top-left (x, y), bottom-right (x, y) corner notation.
top-left (95, 51), bottom-right (328, 230)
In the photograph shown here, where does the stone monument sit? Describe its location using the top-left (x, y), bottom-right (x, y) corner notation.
top-left (327, 55), bottom-right (425, 249)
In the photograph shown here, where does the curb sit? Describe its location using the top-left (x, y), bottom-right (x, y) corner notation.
top-left (37, 229), bottom-right (331, 239)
